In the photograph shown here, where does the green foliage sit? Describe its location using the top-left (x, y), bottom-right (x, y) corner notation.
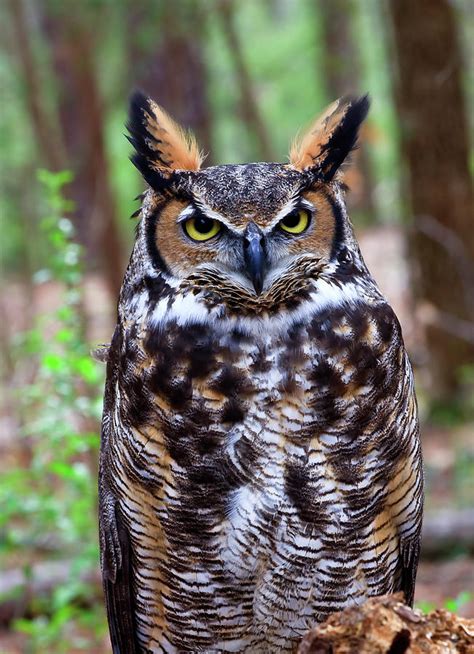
top-left (414, 598), bottom-right (435, 614)
top-left (416, 590), bottom-right (472, 615)
top-left (443, 590), bottom-right (472, 613)
top-left (0, 171), bottom-right (107, 651)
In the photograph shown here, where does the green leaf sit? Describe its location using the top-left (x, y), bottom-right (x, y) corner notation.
top-left (74, 357), bottom-right (100, 384)
top-left (37, 168), bottom-right (73, 191)
top-left (49, 461), bottom-right (76, 479)
top-left (42, 352), bottom-right (65, 373)
top-left (56, 328), bottom-right (74, 343)
top-left (444, 591), bottom-right (472, 612)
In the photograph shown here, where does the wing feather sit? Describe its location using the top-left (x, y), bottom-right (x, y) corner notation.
top-left (99, 328), bottom-right (140, 653)
top-left (101, 503), bottom-right (139, 654)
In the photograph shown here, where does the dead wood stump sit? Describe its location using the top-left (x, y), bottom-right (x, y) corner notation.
top-left (297, 594), bottom-right (474, 653)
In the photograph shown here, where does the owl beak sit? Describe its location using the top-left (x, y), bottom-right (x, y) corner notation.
top-left (243, 222), bottom-right (266, 295)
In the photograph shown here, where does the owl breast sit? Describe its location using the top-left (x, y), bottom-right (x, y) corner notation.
top-left (110, 283), bottom-right (421, 653)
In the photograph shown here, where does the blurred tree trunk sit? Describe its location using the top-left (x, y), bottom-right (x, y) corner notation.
top-left (389, 0), bottom-right (474, 402)
top-left (7, 0), bottom-right (64, 172)
top-left (126, 2), bottom-right (213, 160)
top-left (6, 0), bottom-right (60, 327)
top-left (218, 0), bottom-right (274, 161)
top-left (319, 0), bottom-right (375, 221)
top-left (40, 5), bottom-right (125, 300)
top-left (7, 0), bottom-right (60, 282)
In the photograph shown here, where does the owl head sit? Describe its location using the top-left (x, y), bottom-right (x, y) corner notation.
top-left (126, 92), bottom-right (370, 313)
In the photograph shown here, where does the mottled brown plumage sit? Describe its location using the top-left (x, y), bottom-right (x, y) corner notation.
top-left (99, 91), bottom-right (423, 653)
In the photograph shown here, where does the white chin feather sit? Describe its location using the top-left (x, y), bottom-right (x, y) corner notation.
top-left (148, 272), bottom-right (364, 337)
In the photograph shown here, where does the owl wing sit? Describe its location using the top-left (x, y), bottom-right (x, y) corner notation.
top-left (400, 530), bottom-right (421, 606)
top-left (99, 329), bottom-right (140, 654)
top-left (383, 344), bottom-right (423, 608)
top-left (100, 494), bottom-right (138, 654)
top-left (395, 383), bottom-right (423, 607)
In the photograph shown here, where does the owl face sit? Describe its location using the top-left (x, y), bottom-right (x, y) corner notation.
top-left (127, 93), bottom-right (369, 307)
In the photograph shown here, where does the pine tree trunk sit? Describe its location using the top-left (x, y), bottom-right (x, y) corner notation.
top-left (389, 0), bottom-right (474, 402)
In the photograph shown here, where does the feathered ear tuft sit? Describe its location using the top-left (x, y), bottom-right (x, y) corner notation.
top-left (127, 91), bottom-right (203, 189)
top-left (289, 95), bottom-right (370, 181)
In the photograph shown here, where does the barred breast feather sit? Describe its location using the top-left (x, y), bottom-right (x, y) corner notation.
top-left (99, 264), bottom-right (423, 653)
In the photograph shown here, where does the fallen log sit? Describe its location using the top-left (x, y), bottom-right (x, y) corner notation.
top-left (421, 509), bottom-right (474, 558)
top-left (298, 593), bottom-right (474, 654)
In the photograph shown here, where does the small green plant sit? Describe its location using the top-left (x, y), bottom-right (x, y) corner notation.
top-left (415, 599), bottom-right (436, 614)
top-left (1, 170), bottom-right (107, 651)
top-left (415, 591), bottom-right (472, 615)
top-left (443, 591), bottom-right (472, 613)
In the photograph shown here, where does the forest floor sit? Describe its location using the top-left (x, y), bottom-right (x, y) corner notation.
top-left (0, 225), bottom-right (473, 651)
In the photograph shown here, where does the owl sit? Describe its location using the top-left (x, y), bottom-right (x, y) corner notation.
top-left (99, 92), bottom-right (423, 653)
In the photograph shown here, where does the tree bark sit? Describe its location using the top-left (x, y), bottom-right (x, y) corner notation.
top-left (389, 0), bottom-right (474, 402)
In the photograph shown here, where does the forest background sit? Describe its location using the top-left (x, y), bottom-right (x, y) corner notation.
top-left (0, 0), bottom-right (473, 652)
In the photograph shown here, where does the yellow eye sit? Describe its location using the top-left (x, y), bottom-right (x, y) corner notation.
top-left (279, 209), bottom-right (310, 234)
top-left (183, 215), bottom-right (221, 241)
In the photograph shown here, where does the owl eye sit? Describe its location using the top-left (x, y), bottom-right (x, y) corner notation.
top-left (279, 209), bottom-right (310, 234)
top-left (183, 214), bottom-right (221, 241)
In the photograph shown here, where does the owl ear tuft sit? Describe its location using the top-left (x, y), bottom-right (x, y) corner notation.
top-left (289, 95), bottom-right (370, 181)
top-left (127, 91), bottom-right (203, 189)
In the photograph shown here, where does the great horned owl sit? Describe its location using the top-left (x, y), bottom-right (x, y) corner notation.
top-left (99, 92), bottom-right (423, 653)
